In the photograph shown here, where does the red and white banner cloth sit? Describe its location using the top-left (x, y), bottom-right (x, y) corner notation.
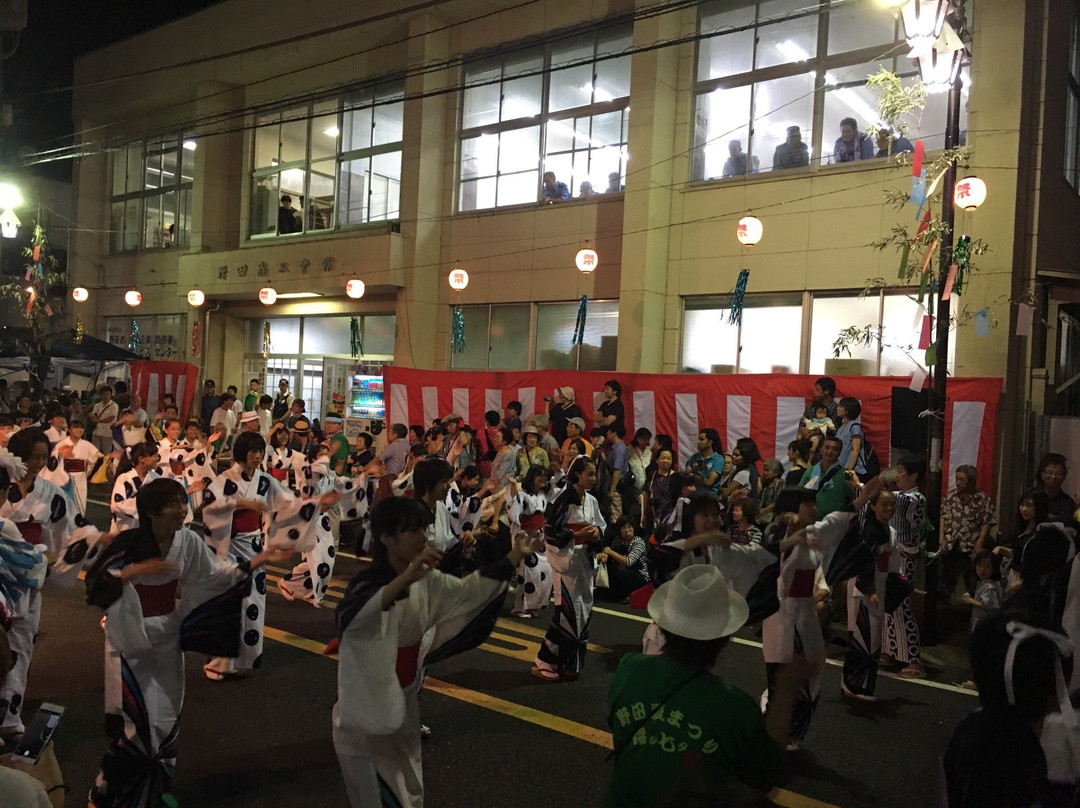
top-left (129, 361), bottom-right (199, 423)
top-left (383, 368), bottom-right (1001, 493)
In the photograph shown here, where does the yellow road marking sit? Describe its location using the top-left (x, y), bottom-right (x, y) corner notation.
top-left (495, 618), bottom-right (611, 653)
top-left (264, 624), bottom-right (838, 808)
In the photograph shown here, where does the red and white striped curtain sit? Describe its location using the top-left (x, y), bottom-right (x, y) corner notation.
top-left (129, 361), bottom-right (200, 422)
top-left (383, 367), bottom-right (1001, 494)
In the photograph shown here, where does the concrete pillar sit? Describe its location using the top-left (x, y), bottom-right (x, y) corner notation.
top-left (395, 15), bottom-right (450, 369)
top-left (191, 81), bottom-right (245, 252)
top-left (616, 3), bottom-right (683, 373)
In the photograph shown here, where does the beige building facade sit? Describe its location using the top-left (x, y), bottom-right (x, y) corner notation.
top-left (63, 0), bottom-right (1078, 497)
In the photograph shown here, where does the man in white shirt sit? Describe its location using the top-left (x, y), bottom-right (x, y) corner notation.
top-left (256, 394), bottom-right (273, 435)
top-left (210, 392), bottom-right (238, 453)
top-left (227, 385), bottom-right (243, 424)
top-left (89, 385), bottom-right (119, 454)
top-left (129, 393), bottom-right (148, 427)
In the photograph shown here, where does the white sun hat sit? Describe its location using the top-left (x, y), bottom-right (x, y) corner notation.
top-left (647, 565), bottom-right (749, 640)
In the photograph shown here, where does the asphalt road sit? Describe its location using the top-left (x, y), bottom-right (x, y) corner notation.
top-left (17, 497), bottom-right (980, 808)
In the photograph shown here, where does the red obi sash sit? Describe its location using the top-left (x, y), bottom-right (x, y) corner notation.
top-left (17, 521), bottom-right (42, 544)
top-left (396, 643), bottom-right (421, 687)
top-left (788, 568), bottom-right (816, 598)
top-left (233, 509), bottom-right (261, 534)
top-left (877, 547), bottom-right (892, 572)
top-left (63, 459), bottom-right (86, 473)
top-left (519, 513), bottom-right (545, 534)
top-left (134, 579), bottom-right (179, 618)
top-left (568, 523), bottom-right (592, 545)
top-left (268, 468), bottom-right (288, 482)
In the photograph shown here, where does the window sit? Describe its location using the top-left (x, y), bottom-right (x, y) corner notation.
top-left (459, 25), bottom-right (632, 211)
top-left (1067, 3), bottom-right (1080, 189)
top-left (110, 136), bottom-right (193, 253)
top-left (449, 301), bottom-right (618, 369)
top-left (451, 304), bottom-right (531, 369)
top-left (692, 0), bottom-right (970, 182)
top-left (535, 300), bottom-right (618, 370)
top-left (250, 80), bottom-right (404, 237)
top-left (682, 294), bottom-right (803, 373)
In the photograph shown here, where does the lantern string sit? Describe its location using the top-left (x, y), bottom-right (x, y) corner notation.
top-left (572, 295), bottom-right (589, 345)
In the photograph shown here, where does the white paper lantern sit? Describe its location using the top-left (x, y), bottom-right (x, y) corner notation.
top-left (575, 248), bottom-right (599, 273)
top-left (953, 176), bottom-right (987, 212)
top-left (72, 287), bottom-right (89, 302)
top-left (736, 216), bottom-right (763, 246)
top-left (0, 208), bottom-right (20, 239)
top-left (259, 287), bottom-right (277, 305)
top-left (124, 289), bottom-right (142, 307)
top-left (346, 279), bottom-right (366, 299)
top-left (187, 289), bottom-right (205, 307)
top-left (448, 268), bottom-right (469, 291)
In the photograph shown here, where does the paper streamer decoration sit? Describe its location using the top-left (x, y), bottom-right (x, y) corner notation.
top-left (262, 321), bottom-right (271, 359)
top-left (910, 168), bottom-right (927, 210)
top-left (916, 210), bottom-right (932, 238)
top-left (897, 242), bottom-right (911, 280)
top-left (572, 295), bottom-right (588, 346)
top-left (909, 366), bottom-right (927, 392)
top-left (24, 287), bottom-right (33, 314)
top-left (32, 244), bottom-right (40, 262)
top-left (942, 264), bottom-right (958, 301)
top-left (728, 269), bottom-right (750, 325)
top-left (919, 315), bottom-right (933, 350)
top-left (912, 140), bottom-right (925, 177)
top-left (351, 316), bottom-right (363, 358)
top-left (1016, 303), bottom-right (1033, 337)
top-left (952, 235), bottom-right (971, 296)
top-left (975, 308), bottom-right (991, 337)
top-left (191, 321), bottom-right (200, 357)
top-left (451, 306), bottom-right (465, 354)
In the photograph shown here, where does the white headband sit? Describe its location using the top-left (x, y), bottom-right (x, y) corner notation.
top-left (1003, 620), bottom-right (1075, 730)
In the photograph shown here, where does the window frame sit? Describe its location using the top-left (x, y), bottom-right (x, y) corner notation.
top-left (1066, 1), bottom-right (1080, 190)
top-left (109, 135), bottom-right (194, 254)
top-left (249, 78), bottom-right (405, 240)
top-left (690, 0), bottom-right (918, 183)
top-left (450, 300), bottom-right (621, 370)
top-left (457, 22), bottom-right (633, 212)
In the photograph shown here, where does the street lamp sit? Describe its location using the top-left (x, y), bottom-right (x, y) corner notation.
top-left (0, 209), bottom-right (20, 239)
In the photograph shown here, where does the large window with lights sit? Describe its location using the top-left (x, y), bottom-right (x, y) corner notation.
top-left (250, 80), bottom-right (404, 237)
top-left (110, 136), bottom-right (194, 253)
top-left (459, 24), bottom-right (632, 211)
top-left (691, 0), bottom-right (970, 182)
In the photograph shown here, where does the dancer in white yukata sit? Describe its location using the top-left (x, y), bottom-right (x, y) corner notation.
top-left (509, 466), bottom-right (554, 617)
top-left (85, 477), bottom-right (290, 807)
top-left (264, 427), bottom-right (302, 487)
top-left (711, 479), bottom-right (879, 749)
top-left (333, 496), bottom-right (544, 808)
top-left (532, 456), bottom-right (607, 682)
top-left (882, 454), bottom-right (928, 678)
top-left (110, 444), bottom-right (162, 533)
top-left (52, 420), bottom-right (110, 514)
top-left (0, 429), bottom-right (76, 743)
top-left (202, 432), bottom-right (339, 679)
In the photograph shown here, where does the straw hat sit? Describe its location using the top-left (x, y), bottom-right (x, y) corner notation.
top-left (558, 386), bottom-right (576, 403)
top-left (442, 412), bottom-right (463, 426)
top-left (647, 565), bottom-right (748, 640)
top-left (522, 425), bottom-right (540, 436)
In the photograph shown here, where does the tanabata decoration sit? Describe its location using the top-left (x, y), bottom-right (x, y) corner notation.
top-left (952, 235), bottom-right (971, 297)
top-left (262, 321), bottom-right (271, 359)
top-left (351, 316), bottom-right (363, 358)
top-left (571, 295), bottom-right (588, 346)
top-left (728, 269), bottom-right (750, 326)
top-left (451, 306), bottom-right (465, 354)
top-left (191, 321), bottom-right (200, 357)
top-left (128, 319), bottom-right (141, 355)
top-left (75, 316), bottom-right (84, 345)
top-left (975, 308), bottom-right (991, 337)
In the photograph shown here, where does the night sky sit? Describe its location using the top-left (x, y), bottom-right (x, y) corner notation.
top-left (6, 0), bottom-right (223, 181)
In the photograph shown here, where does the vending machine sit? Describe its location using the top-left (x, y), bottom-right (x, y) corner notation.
top-left (345, 373), bottom-right (387, 451)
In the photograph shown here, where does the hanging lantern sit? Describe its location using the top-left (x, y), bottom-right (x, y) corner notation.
top-left (124, 289), bottom-right (142, 307)
top-left (575, 248), bottom-right (599, 273)
top-left (259, 287), bottom-right (277, 305)
top-left (736, 216), bottom-right (763, 246)
top-left (953, 176), bottom-right (987, 212)
top-left (72, 286), bottom-right (89, 303)
top-left (346, 279), bottom-right (366, 299)
top-left (0, 208), bottom-right (20, 239)
top-left (448, 267), bottom-right (469, 291)
top-left (187, 289), bottom-right (205, 307)
top-left (891, 0), bottom-right (950, 54)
